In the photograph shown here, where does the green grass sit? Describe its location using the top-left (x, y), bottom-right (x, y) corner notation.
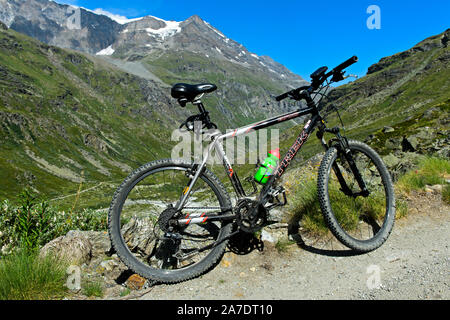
top-left (443, 184), bottom-right (450, 205)
top-left (275, 239), bottom-right (295, 253)
top-left (397, 156), bottom-right (450, 194)
top-left (0, 249), bottom-right (69, 300)
top-left (285, 167), bottom-right (329, 235)
top-left (120, 288), bottom-right (131, 297)
top-left (82, 280), bottom-right (104, 298)
top-left (284, 161), bottom-right (410, 236)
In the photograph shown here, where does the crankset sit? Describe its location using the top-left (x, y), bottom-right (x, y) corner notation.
top-left (235, 199), bottom-right (267, 233)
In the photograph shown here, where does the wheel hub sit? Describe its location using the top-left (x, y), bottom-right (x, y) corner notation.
top-left (157, 205), bottom-right (178, 233)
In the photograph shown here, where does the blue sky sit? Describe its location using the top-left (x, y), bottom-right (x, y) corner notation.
top-left (57, 0), bottom-right (449, 81)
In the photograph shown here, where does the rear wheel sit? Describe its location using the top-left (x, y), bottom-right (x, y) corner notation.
top-left (317, 140), bottom-right (395, 252)
top-left (108, 159), bottom-right (233, 283)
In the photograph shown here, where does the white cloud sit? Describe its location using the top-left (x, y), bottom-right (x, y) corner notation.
top-left (91, 8), bottom-right (143, 25)
top-left (52, 1), bottom-right (143, 25)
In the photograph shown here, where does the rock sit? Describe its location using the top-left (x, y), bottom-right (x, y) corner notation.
top-left (382, 126), bottom-right (395, 133)
top-left (411, 128), bottom-right (431, 140)
top-left (126, 274), bottom-right (147, 290)
top-left (385, 138), bottom-right (401, 151)
top-left (40, 231), bottom-right (92, 265)
top-left (83, 134), bottom-right (109, 153)
top-left (0, 21), bottom-right (7, 31)
top-left (267, 208), bottom-right (284, 222)
top-left (402, 136), bottom-right (419, 152)
top-left (121, 217), bottom-right (155, 255)
top-left (67, 230), bottom-right (111, 257)
top-left (260, 230), bottom-right (275, 243)
top-left (426, 185), bottom-right (443, 194)
top-left (424, 187), bottom-right (434, 194)
top-left (382, 154), bottom-right (400, 168)
top-left (95, 258), bottom-right (127, 280)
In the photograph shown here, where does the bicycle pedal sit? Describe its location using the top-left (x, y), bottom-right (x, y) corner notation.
top-left (267, 186), bottom-right (287, 207)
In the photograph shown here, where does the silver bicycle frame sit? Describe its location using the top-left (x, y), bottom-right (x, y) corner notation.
top-left (175, 107), bottom-right (316, 213)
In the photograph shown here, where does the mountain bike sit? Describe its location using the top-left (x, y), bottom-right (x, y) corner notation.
top-left (108, 56), bottom-right (396, 283)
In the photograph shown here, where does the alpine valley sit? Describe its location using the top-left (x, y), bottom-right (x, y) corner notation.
top-left (0, 0), bottom-right (448, 212)
top-left (0, 0), bottom-right (306, 208)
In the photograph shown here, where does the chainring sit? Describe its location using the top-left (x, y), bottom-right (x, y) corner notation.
top-left (235, 199), bottom-right (267, 233)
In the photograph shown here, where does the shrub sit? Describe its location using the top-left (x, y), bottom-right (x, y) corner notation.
top-left (0, 189), bottom-right (107, 254)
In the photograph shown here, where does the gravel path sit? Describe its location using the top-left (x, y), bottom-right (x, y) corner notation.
top-left (138, 192), bottom-right (449, 300)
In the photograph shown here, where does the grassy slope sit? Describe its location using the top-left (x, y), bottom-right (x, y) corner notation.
top-left (279, 29), bottom-right (449, 164)
top-left (0, 29), bottom-right (298, 209)
top-left (0, 28), bottom-right (178, 208)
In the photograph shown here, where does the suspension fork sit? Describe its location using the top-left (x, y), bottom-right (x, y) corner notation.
top-left (321, 127), bottom-right (370, 197)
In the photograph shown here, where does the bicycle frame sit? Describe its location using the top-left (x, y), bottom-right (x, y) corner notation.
top-left (175, 103), bottom-right (323, 216)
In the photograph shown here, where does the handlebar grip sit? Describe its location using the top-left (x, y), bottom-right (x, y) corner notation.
top-left (334, 56), bottom-right (358, 72)
top-left (275, 92), bottom-right (289, 101)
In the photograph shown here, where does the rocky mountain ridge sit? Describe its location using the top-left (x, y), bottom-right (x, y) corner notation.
top-left (0, 0), bottom-right (304, 87)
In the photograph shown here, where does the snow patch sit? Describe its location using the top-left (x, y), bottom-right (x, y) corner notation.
top-left (146, 20), bottom-right (181, 40)
top-left (251, 53), bottom-right (259, 59)
top-left (96, 45), bottom-right (115, 56)
top-left (205, 21), bottom-right (226, 38)
top-left (215, 47), bottom-right (222, 54)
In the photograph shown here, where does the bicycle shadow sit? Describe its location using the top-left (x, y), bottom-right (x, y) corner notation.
top-left (287, 221), bottom-right (365, 258)
top-left (226, 231), bottom-right (264, 255)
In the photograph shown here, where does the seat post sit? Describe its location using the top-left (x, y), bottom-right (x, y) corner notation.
top-left (194, 100), bottom-right (207, 115)
top-left (194, 100), bottom-right (215, 129)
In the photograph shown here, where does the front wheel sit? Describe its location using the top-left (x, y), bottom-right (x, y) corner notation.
top-left (317, 140), bottom-right (395, 252)
top-left (108, 159), bottom-right (233, 283)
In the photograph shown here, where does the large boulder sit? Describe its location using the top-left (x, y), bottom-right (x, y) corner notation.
top-left (40, 231), bottom-right (92, 265)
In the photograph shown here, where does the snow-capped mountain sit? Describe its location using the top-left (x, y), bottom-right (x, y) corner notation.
top-left (0, 0), bottom-right (304, 86)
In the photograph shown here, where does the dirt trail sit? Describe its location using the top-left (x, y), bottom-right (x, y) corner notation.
top-left (138, 192), bottom-right (449, 300)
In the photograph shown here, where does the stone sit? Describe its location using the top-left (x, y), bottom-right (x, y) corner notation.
top-left (260, 230), bottom-right (275, 243)
top-left (382, 154), bottom-right (400, 168)
top-left (385, 138), bottom-right (401, 151)
top-left (67, 230), bottom-right (111, 257)
top-left (126, 274), bottom-right (147, 290)
top-left (40, 231), bottom-right (92, 265)
top-left (427, 185), bottom-right (443, 193)
top-left (382, 126), bottom-right (395, 133)
top-left (401, 136), bottom-right (419, 152)
top-left (121, 217), bottom-right (155, 255)
top-left (0, 21), bottom-right (7, 31)
top-left (95, 258), bottom-right (127, 280)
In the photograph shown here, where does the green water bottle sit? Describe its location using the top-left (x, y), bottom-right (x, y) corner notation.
top-left (254, 148), bottom-right (280, 184)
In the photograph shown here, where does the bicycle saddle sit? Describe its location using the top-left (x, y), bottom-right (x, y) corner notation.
top-left (171, 83), bottom-right (217, 103)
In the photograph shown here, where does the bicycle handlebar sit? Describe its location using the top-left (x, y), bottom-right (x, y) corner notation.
top-left (330, 56), bottom-right (358, 74)
top-left (275, 56), bottom-right (358, 102)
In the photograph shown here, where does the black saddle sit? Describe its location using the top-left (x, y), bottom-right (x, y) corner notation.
top-left (171, 83), bottom-right (217, 106)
